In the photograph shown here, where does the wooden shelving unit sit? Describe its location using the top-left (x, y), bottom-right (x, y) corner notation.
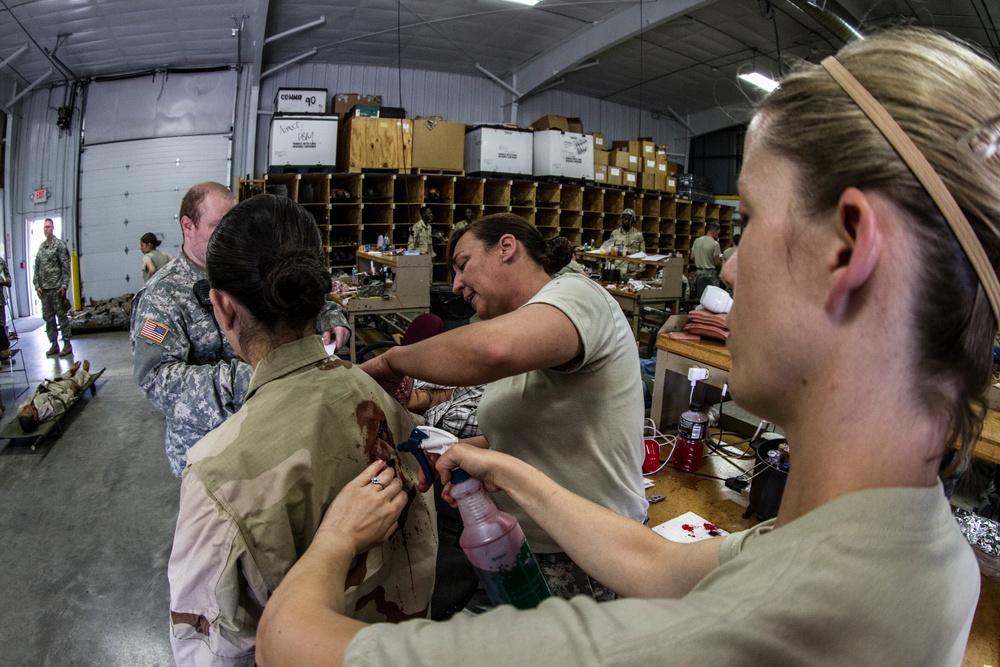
top-left (241, 174), bottom-right (732, 284)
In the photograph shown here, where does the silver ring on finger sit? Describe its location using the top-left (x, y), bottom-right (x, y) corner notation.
top-left (370, 477), bottom-right (383, 486)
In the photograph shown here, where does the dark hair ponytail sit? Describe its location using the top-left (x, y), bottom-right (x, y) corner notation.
top-left (207, 194), bottom-right (330, 336)
top-left (140, 233), bottom-right (161, 248)
top-left (447, 213), bottom-right (573, 274)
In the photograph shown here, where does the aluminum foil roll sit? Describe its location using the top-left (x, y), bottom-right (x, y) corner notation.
top-left (954, 509), bottom-right (1000, 577)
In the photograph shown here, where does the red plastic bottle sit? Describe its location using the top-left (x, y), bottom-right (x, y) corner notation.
top-left (450, 468), bottom-right (552, 609)
top-left (673, 403), bottom-right (708, 472)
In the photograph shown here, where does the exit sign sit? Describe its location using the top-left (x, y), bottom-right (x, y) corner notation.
top-left (32, 189), bottom-right (49, 203)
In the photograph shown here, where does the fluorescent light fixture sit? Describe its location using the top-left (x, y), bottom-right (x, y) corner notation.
top-left (738, 72), bottom-right (780, 92)
top-left (502, 0), bottom-right (540, 5)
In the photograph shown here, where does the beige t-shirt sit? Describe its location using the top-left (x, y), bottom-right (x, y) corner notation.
top-left (476, 273), bottom-right (647, 552)
top-left (345, 483), bottom-right (979, 666)
top-left (692, 234), bottom-right (721, 270)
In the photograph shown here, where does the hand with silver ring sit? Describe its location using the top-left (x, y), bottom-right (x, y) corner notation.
top-left (313, 460), bottom-right (408, 555)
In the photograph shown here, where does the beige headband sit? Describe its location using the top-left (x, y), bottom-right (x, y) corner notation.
top-left (821, 55), bottom-right (1000, 323)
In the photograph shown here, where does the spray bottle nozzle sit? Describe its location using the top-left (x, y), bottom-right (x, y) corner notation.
top-left (397, 426), bottom-right (459, 482)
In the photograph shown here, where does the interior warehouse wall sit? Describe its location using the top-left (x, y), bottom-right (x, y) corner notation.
top-left (5, 82), bottom-right (82, 319)
top-left (5, 70), bottom-right (239, 307)
top-left (254, 63), bottom-right (687, 177)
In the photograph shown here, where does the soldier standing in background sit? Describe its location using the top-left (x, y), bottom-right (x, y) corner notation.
top-left (0, 251), bottom-right (11, 346)
top-left (409, 206), bottom-right (434, 256)
top-left (610, 208), bottom-right (645, 278)
top-left (33, 218), bottom-right (73, 357)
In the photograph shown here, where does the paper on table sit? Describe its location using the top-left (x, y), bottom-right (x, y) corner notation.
top-left (643, 478), bottom-right (655, 489)
top-left (628, 251), bottom-right (647, 259)
top-left (652, 511), bottom-right (729, 543)
top-left (645, 254), bottom-right (668, 261)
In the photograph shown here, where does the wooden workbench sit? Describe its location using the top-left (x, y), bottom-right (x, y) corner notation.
top-left (645, 452), bottom-right (999, 666)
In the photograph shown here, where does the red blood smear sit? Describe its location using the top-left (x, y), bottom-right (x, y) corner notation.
top-left (681, 524), bottom-right (696, 533)
top-left (704, 522), bottom-right (719, 531)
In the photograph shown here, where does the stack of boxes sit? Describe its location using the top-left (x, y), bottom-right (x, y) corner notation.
top-left (268, 94), bottom-right (685, 195)
top-left (268, 88), bottom-right (338, 172)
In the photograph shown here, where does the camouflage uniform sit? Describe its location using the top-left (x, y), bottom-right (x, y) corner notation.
top-left (168, 336), bottom-right (436, 666)
top-left (408, 219), bottom-right (433, 256)
top-left (130, 252), bottom-right (351, 478)
top-left (20, 365), bottom-right (92, 423)
top-left (610, 226), bottom-right (646, 277)
top-left (33, 236), bottom-right (72, 346)
top-left (0, 257), bottom-right (10, 331)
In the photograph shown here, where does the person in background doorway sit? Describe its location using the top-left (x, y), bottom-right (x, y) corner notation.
top-left (33, 218), bottom-right (73, 358)
top-left (140, 233), bottom-right (172, 282)
top-left (691, 222), bottom-right (722, 300)
top-left (0, 251), bottom-right (11, 348)
top-left (409, 206), bottom-right (434, 257)
top-left (610, 208), bottom-right (645, 277)
top-left (131, 183), bottom-right (353, 478)
top-left (257, 27), bottom-right (992, 666)
top-left (453, 207), bottom-right (477, 235)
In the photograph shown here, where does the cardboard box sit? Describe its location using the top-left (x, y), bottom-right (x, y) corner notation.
top-left (657, 161), bottom-right (668, 174)
top-left (623, 170), bottom-right (638, 187)
top-left (275, 88), bottom-right (327, 114)
top-left (532, 130), bottom-right (594, 180)
top-left (638, 172), bottom-right (658, 190)
top-left (333, 93), bottom-right (382, 119)
top-left (593, 149), bottom-right (609, 166)
top-left (594, 165), bottom-right (607, 183)
top-left (658, 173), bottom-right (677, 194)
top-left (656, 145), bottom-right (668, 160)
top-left (643, 157), bottom-right (658, 173)
top-left (608, 150), bottom-right (636, 169)
top-left (591, 133), bottom-right (606, 149)
top-left (465, 126), bottom-right (533, 176)
top-left (530, 114), bottom-right (584, 133)
top-left (269, 115), bottom-right (338, 169)
top-left (607, 165), bottom-right (623, 186)
top-left (611, 140), bottom-right (641, 157)
top-left (640, 140), bottom-right (657, 157)
top-left (337, 116), bottom-right (412, 171)
top-left (668, 159), bottom-right (681, 176)
top-left (412, 119), bottom-right (466, 171)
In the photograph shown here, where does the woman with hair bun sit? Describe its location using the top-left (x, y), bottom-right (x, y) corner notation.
top-left (362, 212), bottom-right (647, 601)
top-left (139, 232), bottom-right (171, 281)
top-left (166, 194), bottom-right (436, 666)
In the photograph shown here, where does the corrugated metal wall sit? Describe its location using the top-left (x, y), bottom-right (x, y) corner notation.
top-left (6, 83), bottom-right (82, 317)
top-left (255, 63), bottom-right (690, 175)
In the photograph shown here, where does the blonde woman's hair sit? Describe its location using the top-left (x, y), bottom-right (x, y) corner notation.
top-left (756, 28), bottom-right (1000, 475)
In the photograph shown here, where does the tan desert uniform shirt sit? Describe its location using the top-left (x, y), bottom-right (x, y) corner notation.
top-left (20, 366), bottom-right (91, 422)
top-left (168, 336), bottom-right (437, 667)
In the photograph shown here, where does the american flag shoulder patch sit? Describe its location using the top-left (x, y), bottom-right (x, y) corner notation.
top-left (140, 319), bottom-right (169, 345)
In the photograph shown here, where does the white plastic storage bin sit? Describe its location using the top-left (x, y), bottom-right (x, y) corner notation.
top-left (274, 88), bottom-right (327, 114)
top-left (268, 115), bottom-right (338, 171)
top-left (532, 130), bottom-right (594, 180)
top-left (465, 126), bottom-right (533, 176)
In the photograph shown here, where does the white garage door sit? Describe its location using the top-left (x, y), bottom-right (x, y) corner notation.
top-left (78, 135), bottom-right (231, 300)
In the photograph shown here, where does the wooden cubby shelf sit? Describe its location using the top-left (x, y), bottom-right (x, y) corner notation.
top-left (238, 176), bottom-right (733, 282)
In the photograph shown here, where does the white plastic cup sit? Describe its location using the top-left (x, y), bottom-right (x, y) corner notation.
top-left (700, 285), bottom-right (733, 314)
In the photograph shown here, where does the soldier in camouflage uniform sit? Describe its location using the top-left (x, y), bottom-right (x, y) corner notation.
top-left (0, 254), bottom-right (11, 340)
top-left (130, 183), bottom-right (352, 478)
top-left (408, 206), bottom-right (434, 256)
top-left (609, 208), bottom-right (646, 278)
top-left (33, 218), bottom-right (73, 357)
top-left (168, 193), bottom-right (435, 666)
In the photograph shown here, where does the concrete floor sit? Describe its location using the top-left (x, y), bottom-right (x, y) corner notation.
top-left (0, 320), bottom-right (176, 666)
